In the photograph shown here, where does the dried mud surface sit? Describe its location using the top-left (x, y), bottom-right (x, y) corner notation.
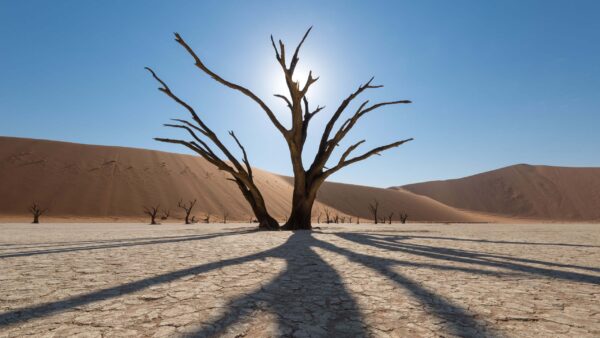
top-left (0, 223), bottom-right (599, 337)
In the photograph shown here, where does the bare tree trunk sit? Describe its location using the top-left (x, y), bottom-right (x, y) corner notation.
top-left (282, 176), bottom-right (322, 230)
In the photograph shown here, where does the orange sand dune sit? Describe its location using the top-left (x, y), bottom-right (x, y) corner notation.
top-left (399, 164), bottom-right (600, 221)
top-left (0, 136), bottom-right (493, 223)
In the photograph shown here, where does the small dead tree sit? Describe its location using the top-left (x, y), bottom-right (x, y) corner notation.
top-left (203, 213), bottom-right (211, 224)
top-left (317, 211), bottom-right (322, 224)
top-left (369, 199), bottom-right (380, 224)
top-left (348, 216), bottom-right (352, 224)
top-left (29, 203), bottom-right (47, 224)
top-left (161, 209), bottom-right (170, 221)
top-left (387, 212), bottom-right (394, 224)
top-left (143, 205), bottom-right (160, 225)
top-left (178, 199), bottom-right (197, 224)
top-left (334, 214), bottom-right (340, 224)
top-left (222, 211), bottom-right (229, 224)
top-left (399, 213), bottom-right (408, 224)
top-left (324, 208), bottom-right (332, 224)
top-left (356, 217), bottom-right (360, 224)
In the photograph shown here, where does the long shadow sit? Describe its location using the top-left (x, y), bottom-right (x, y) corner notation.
top-left (337, 233), bottom-right (600, 284)
top-left (398, 234), bottom-right (600, 249)
top-left (191, 232), bottom-right (367, 337)
top-left (311, 234), bottom-right (501, 338)
top-left (0, 233), bottom-right (234, 250)
top-left (384, 235), bottom-right (600, 273)
top-left (0, 238), bottom-right (280, 327)
top-left (0, 229), bottom-right (255, 259)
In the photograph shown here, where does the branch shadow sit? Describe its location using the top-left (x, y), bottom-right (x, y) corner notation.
top-left (336, 233), bottom-right (600, 284)
top-left (310, 234), bottom-right (502, 338)
top-left (0, 229), bottom-right (255, 259)
top-left (0, 238), bottom-right (277, 327)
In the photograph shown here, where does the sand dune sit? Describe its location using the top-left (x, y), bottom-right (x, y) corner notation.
top-left (399, 164), bottom-right (600, 221)
top-left (0, 136), bottom-right (492, 223)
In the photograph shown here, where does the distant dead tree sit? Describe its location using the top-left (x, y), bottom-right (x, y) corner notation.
top-left (348, 216), bottom-right (352, 224)
top-left (356, 217), bottom-right (360, 224)
top-left (203, 213), bottom-right (211, 224)
top-left (317, 211), bottom-right (322, 224)
top-left (334, 214), bottom-right (339, 224)
top-left (177, 199), bottom-right (197, 224)
top-left (340, 216), bottom-right (345, 224)
top-left (222, 211), bottom-right (229, 224)
top-left (29, 203), bottom-right (47, 224)
top-left (190, 215), bottom-right (198, 224)
top-left (323, 208), bottom-right (332, 224)
top-left (148, 28), bottom-right (412, 230)
top-left (387, 212), bottom-right (394, 224)
top-left (143, 205), bottom-right (160, 225)
top-left (369, 199), bottom-right (380, 224)
top-left (161, 209), bottom-right (170, 221)
top-left (399, 213), bottom-right (408, 224)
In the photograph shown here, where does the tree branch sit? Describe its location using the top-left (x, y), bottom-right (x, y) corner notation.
top-left (325, 138), bottom-right (413, 177)
top-left (317, 77), bottom-right (381, 156)
top-left (146, 67), bottom-right (249, 175)
top-left (174, 33), bottom-right (288, 136)
top-left (289, 26), bottom-right (312, 73)
top-left (328, 99), bottom-right (412, 152)
top-left (228, 131), bottom-right (253, 180)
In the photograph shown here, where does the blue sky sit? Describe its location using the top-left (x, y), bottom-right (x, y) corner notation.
top-left (1, 0), bottom-right (599, 187)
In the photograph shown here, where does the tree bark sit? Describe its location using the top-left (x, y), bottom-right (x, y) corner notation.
top-left (282, 175), bottom-right (322, 230)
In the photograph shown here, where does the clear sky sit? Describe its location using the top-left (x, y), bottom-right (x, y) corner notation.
top-left (1, 0), bottom-right (599, 187)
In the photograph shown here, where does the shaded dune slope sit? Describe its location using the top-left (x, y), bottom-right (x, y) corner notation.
top-left (400, 164), bottom-right (600, 221)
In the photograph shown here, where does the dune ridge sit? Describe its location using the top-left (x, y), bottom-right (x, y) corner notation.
top-left (399, 164), bottom-right (600, 221)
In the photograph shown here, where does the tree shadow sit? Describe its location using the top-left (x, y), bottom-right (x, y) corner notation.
top-left (336, 232), bottom-right (600, 283)
top-left (6, 229), bottom-right (586, 337)
top-left (398, 234), bottom-right (600, 249)
top-left (190, 231), bottom-right (367, 337)
top-left (0, 229), bottom-right (255, 259)
top-left (0, 239), bottom-right (277, 327)
top-left (309, 234), bottom-right (502, 338)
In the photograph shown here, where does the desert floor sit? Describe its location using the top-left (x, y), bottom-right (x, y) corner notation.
top-left (0, 223), bottom-right (598, 337)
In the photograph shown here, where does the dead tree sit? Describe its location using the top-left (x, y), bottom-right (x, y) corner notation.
top-left (29, 203), bottom-right (47, 224)
top-left (348, 216), bottom-right (352, 224)
top-left (369, 199), bottom-right (380, 224)
top-left (334, 214), bottom-right (339, 224)
top-left (203, 213), bottom-right (210, 224)
top-left (387, 212), bottom-right (394, 224)
top-left (177, 199), bottom-right (197, 225)
top-left (222, 211), bottom-right (229, 224)
top-left (191, 215), bottom-right (198, 224)
top-left (399, 213), bottom-right (408, 224)
top-left (148, 28), bottom-right (412, 231)
top-left (323, 208), bottom-right (332, 224)
top-left (161, 209), bottom-right (170, 221)
top-left (356, 217), bottom-right (360, 224)
top-left (143, 205), bottom-right (160, 225)
top-left (317, 211), bottom-right (322, 224)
